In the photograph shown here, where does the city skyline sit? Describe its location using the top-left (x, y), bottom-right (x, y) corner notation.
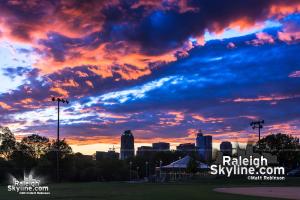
top-left (0, 1), bottom-right (300, 154)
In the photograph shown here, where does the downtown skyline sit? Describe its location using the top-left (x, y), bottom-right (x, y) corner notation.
top-left (0, 0), bottom-right (300, 154)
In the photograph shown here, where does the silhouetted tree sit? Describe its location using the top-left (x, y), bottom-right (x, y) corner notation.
top-left (20, 134), bottom-right (50, 159)
top-left (47, 139), bottom-right (73, 159)
top-left (10, 145), bottom-right (36, 171)
top-left (256, 133), bottom-right (300, 167)
top-left (97, 158), bottom-right (129, 181)
top-left (0, 126), bottom-right (16, 159)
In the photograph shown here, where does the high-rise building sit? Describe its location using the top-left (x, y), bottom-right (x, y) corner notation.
top-left (95, 151), bottom-right (106, 160)
top-left (196, 130), bottom-right (212, 162)
top-left (136, 146), bottom-right (153, 157)
top-left (220, 141), bottom-right (232, 156)
top-left (176, 143), bottom-right (196, 155)
top-left (120, 130), bottom-right (134, 160)
top-left (96, 150), bottom-right (119, 160)
top-left (152, 142), bottom-right (170, 151)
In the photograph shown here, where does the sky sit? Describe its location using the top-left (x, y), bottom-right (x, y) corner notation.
top-left (0, 0), bottom-right (300, 154)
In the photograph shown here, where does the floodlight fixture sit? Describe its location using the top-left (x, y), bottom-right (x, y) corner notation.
top-left (51, 96), bottom-right (70, 182)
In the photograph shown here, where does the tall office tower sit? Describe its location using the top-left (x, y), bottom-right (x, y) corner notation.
top-left (152, 142), bottom-right (170, 151)
top-left (120, 130), bottom-right (134, 160)
top-left (220, 141), bottom-right (232, 156)
top-left (196, 130), bottom-right (212, 162)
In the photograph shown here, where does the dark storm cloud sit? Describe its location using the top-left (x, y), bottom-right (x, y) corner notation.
top-left (1, 0), bottom-right (299, 57)
top-left (0, 0), bottom-right (108, 41)
top-left (100, 0), bottom-right (299, 55)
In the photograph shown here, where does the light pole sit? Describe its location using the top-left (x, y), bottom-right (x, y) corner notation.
top-left (145, 161), bottom-right (149, 178)
top-left (250, 120), bottom-right (264, 143)
top-left (178, 157), bottom-right (181, 179)
top-left (52, 97), bottom-right (69, 182)
top-left (136, 166), bottom-right (140, 180)
top-left (159, 160), bottom-right (162, 179)
top-left (129, 161), bottom-right (132, 181)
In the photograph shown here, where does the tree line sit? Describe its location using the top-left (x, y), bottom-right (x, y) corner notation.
top-left (0, 126), bottom-right (299, 183)
top-left (0, 126), bottom-right (130, 183)
top-left (0, 126), bottom-right (187, 183)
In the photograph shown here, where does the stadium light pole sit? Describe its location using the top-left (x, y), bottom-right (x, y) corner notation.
top-left (159, 160), bottom-right (162, 179)
top-left (52, 97), bottom-right (69, 182)
top-left (250, 120), bottom-right (264, 143)
top-left (129, 161), bottom-right (132, 181)
top-left (145, 161), bottom-right (149, 178)
top-left (136, 166), bottom-right (140, 179)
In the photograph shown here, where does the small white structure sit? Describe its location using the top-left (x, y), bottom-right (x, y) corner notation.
top-left (161, 155), bottom-right (209, 170)
top-left (155, 155), bottom-right (210, 182)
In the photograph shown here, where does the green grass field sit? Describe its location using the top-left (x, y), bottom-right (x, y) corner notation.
top-left (1, 179), bottom-right (299, 200)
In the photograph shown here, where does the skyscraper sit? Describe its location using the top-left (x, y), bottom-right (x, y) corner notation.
top-left (152, 142), bottom-right (170, 151)
top-left (220, 141), bottom-right (232, 156)
top-left (196, 130), bottom-right (212, 162)
top-left (120, 130), bottom-right (134, 160)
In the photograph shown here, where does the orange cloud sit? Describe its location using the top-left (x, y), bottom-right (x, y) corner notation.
top-left (85, 80), bottom-right (94, 88)
top-left (13, 98), bottom-right (40, 109)
top-left (34, 40), bottom-right (183, 80)
top-left (0, 101), bottom-right (12, 110)
top-left (1, 0), bottom-right (300, 82)
top-left (265, 120), bottom-right (300, 138)
top-left (269, 3), bottom-right (300, 18)
top-left (75, 71), bottom-right (89, 77)
top-left (50, 87), bottom-right (69, 97)
top-left (20, 98), bottom-right (33, 104)
top-left (228, 17), bottom-right (262, 33)
top-left (65, 135), bottom-right (194, 147)
top-left (60, 79), bottom-right (79, 88)
top-left (0, 0), bottom-right (120, 43)
top-left (159, 111), bottom-right (185, 126)
top-left (192, 114), bottom-right (224, 123)
top-left (225, 94), bottom-right (300, 103)
top-left (62, 130), bottom-right (256, 149)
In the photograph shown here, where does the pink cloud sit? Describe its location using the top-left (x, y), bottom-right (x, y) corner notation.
top-left (288, 71), bottom-right (300, 78)
top-left (227, 42), bottom-right (236, 49)
top-left (248, 32), bottom-right (274, 46)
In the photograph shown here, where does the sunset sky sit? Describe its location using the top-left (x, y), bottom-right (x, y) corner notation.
top-left (0, 0), bottom-right (300, 154)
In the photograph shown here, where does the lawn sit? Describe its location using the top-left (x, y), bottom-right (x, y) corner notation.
top-left (0, 179), bottom-right (299, 200)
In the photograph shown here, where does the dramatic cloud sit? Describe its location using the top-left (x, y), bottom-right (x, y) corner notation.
top-left (0, 0), bottom-right (300, 154)
top-left (1, 0), bottom-right (300, 77)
